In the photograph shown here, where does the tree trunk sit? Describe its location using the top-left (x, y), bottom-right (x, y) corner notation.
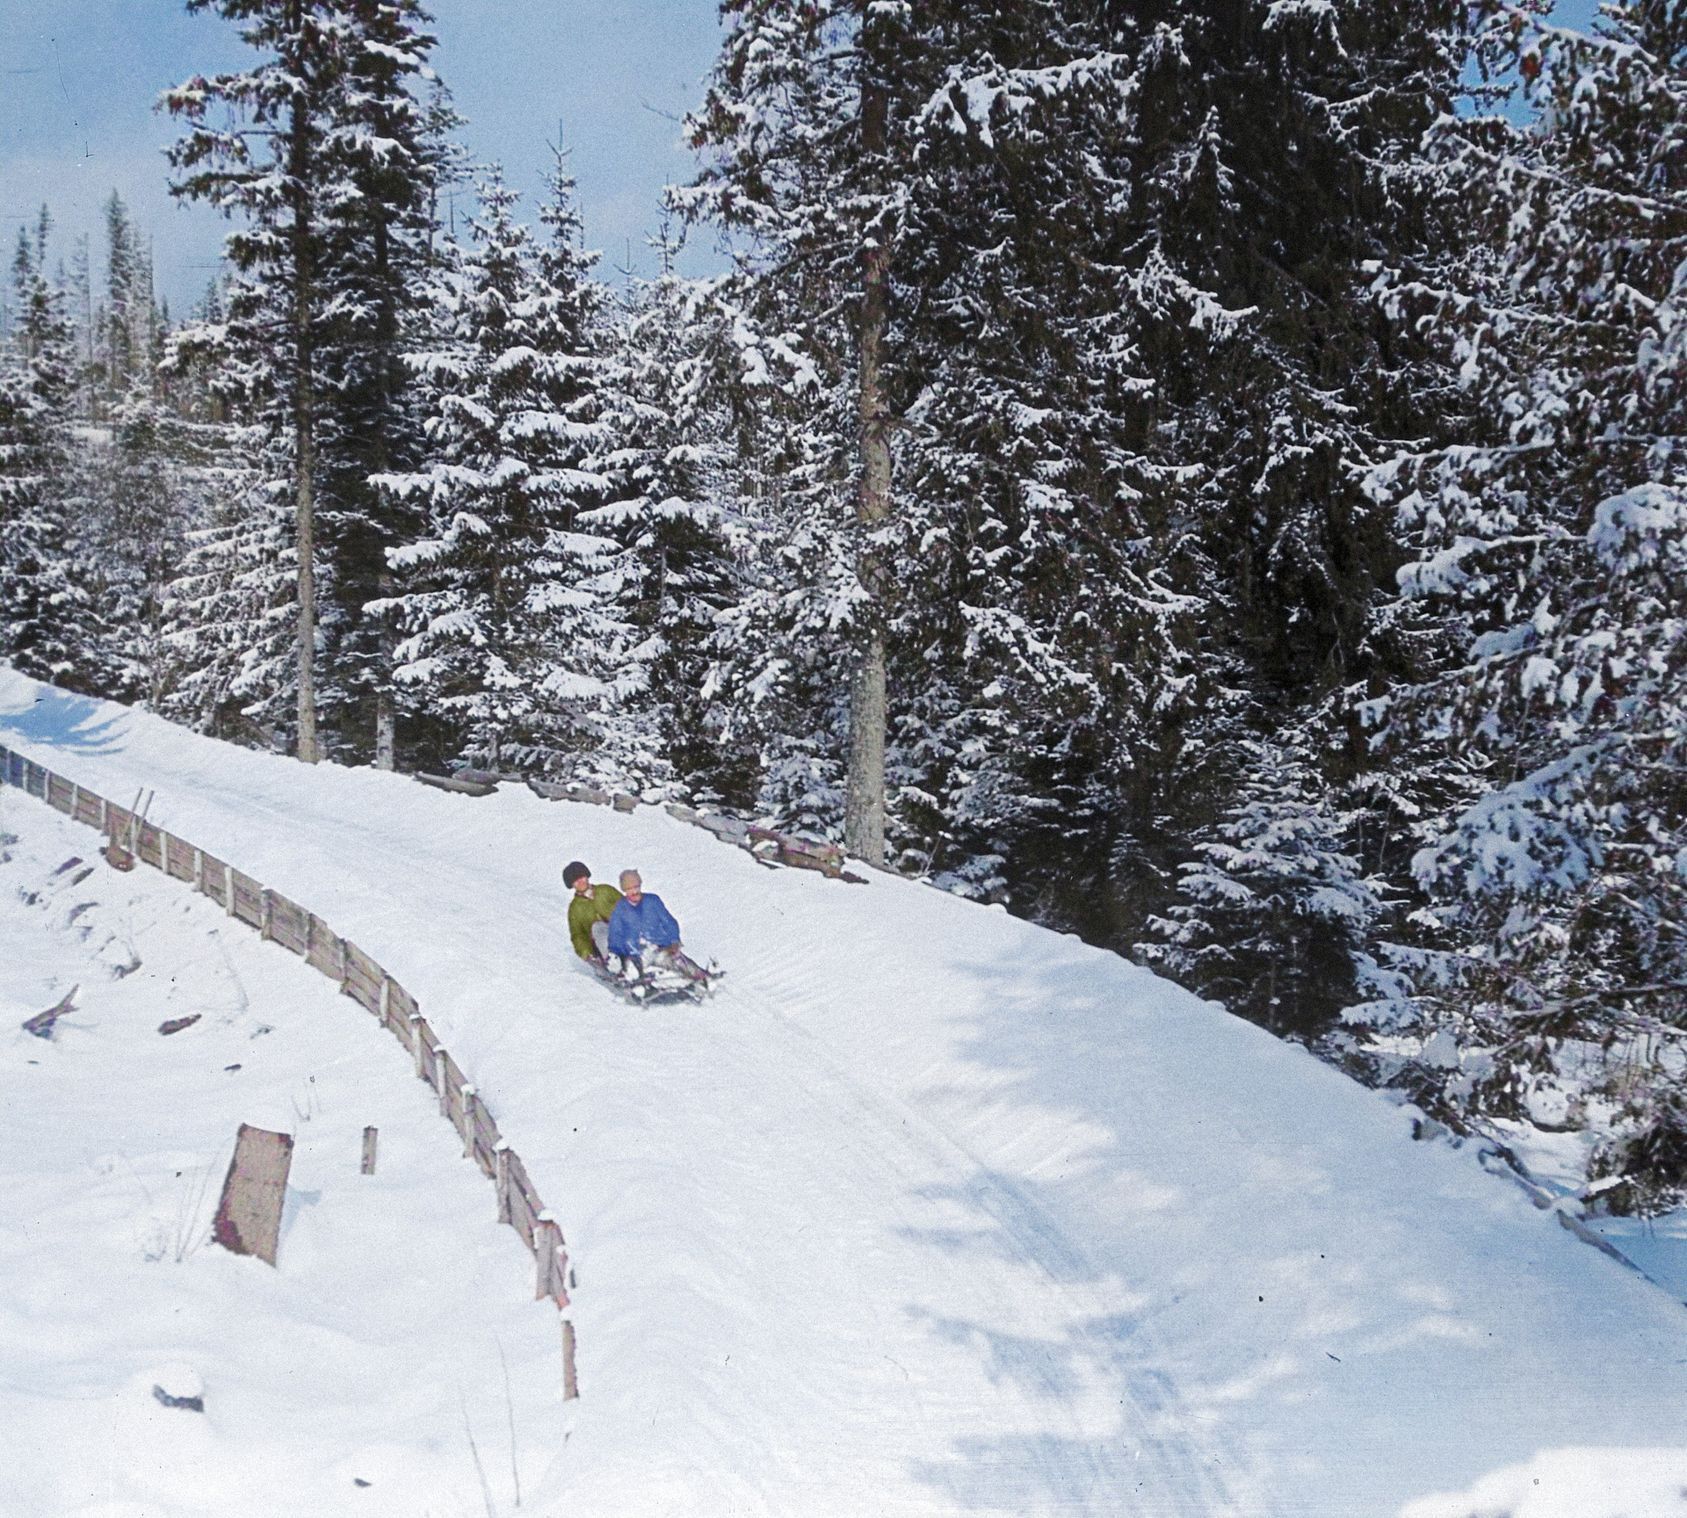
top-left (373, 215), bottom-right (397, 772)
top-left (844, 65), bottom-right (892, 868)
top-left (289, 20), bottom-right (320, 766)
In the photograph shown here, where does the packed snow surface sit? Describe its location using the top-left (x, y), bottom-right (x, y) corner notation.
top-left (3, 668), bottom-right (1686, 1517)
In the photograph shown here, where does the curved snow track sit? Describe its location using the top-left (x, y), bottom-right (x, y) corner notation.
top-left (4, 670), bottom-right (1685, 1518)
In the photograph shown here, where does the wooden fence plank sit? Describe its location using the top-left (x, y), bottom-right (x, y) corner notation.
top-left (386, 983), bottom-right (418, 1049)
top-left (267, 895), bottom-right (310, 957)
top-left (164, 833), bottom-right (198, 882)
top-left (47, 772), bottom-right (74, 814)
top-left (74, 787), bottom-right (103, 827)
top-left (305, 915), bottom-right (344, 978)
top-left (230, 870), bottom-right (264, 927)
top-left (136, 822), bottom-right (165, 869)
top-left (343, 943), bottom-right (383, 999)
top-left (211, 1124), bottom-right (294, 1267)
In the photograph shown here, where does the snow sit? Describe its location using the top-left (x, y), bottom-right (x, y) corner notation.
top-left (4, 666), bottom-right (1687, 1517)
top-left (0, 785), bottom-right (563, 1518)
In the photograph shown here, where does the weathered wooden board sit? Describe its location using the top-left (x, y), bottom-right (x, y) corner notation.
top-left (526, 778), bottom-right (613, 806)
top-left (197, 851), bottom-right (228, 901)
top-left (441, 1050), bottom-right (470, 1131)
top-left (230, 871), bottom-right (264, 927)
top-left (164, 833), bottom-right (198, 883)
top-left (472, 1097), bottom-right (501, 1157)
top-left (414, 771), bottom-right (497, 797)
top-left (412, 1016), bottom-right (441, 1087)
top-left (211, 1123), bottom-right (294, 1267)
top-left (342, 943), bottom-right (383, 1002)
top-left (136, 822), bottom-right (165, 869)
top-left (267, 894), bottom-right (310, 956)
top-left (340, 947), bottom-right (383, 1012)
top-left (505, 1157), bottom-right (541, 1249)
top-left (73, 787), bottom-right (104, 827)
top-left (46, 772), bottom-right (74, 814)
top-left (305, 916), bottom-right (344, 978)
top-left (385, 983), bottom-right (419, 1048)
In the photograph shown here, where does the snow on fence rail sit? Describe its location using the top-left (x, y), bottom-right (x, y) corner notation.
top-left (0, 742), bottom-right (581, 1399)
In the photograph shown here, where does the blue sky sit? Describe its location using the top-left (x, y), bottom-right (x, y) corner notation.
top-left (1, 1), bottom-right (1605, 315)
top-left (0, 1), bottom-right (727, 311)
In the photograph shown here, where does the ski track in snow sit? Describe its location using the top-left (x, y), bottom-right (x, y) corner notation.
top-left (4, 671), bottom-right (1687, 1518)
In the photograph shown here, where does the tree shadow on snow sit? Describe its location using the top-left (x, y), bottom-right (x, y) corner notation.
top-left (0, 686), bottom-right (126, 754)
top-left (893, 945), bottom-right (1252, 1517)
top-left (893, 931), bottom-right (1687, 1517)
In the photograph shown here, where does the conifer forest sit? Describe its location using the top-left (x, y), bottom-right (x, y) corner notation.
top-left (3, 1), bottom-right (1684, 1212)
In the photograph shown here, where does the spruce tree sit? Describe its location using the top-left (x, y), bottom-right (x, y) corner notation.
top-left (0, 221), bottom-right (96, 689)
top-left (374, 170), bottom-right (629, 774)
top-left (1361, 0), bottom-right (1687, 1210)
top-left (166, 0), bottom-right (362, 761)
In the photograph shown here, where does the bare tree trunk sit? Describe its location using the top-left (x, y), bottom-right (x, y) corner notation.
top-left (373, 217), bottom-right (396, 772)
top-left (375, 682), bottom-right (396, 770)
top-left (844, 68), bottom-right (892, 868)
top-left (289, 22), bottom-right (320, 766)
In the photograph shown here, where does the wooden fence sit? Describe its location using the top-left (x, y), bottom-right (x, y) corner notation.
top-left (0, 741), bottom-right (580, 1398)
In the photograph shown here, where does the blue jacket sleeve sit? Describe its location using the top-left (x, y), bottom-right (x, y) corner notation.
top-left (607, 899), bottom-right (638, 958)
top-left (646, 894), bottom-right (682, 946)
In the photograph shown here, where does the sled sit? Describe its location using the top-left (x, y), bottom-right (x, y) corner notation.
top-left (586, 956), bottom-right (721, 1006)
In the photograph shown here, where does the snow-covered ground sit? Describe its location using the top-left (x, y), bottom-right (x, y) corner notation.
top-left (0, 775), bottom-right (565, 1518)
top-left (3, 667), bottom-right (1686, 1518)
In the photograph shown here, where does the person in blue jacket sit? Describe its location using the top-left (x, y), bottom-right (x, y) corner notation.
top-left (607, 870), bottom-right (709, 983)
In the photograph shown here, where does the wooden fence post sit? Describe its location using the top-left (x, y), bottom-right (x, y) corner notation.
top-left (193, 847), bottom-right (204, 892)
top-left (433, 1047), bottom-right (450, 1118)
top-left (260, 890), bottom-right (274, 941)
top-left (411, 1015), bottom-right (428, 1081)
top-left (224, 861), bottom-right (236, 917)
top-left (535, 1216), bottom-right (567, 1303)
top-left (361, 1126), bottom-right (378, 1175)
top-left (460, 1086), bottom-right (479, 1161)
top-left (494, 1144), bottom-right (512, 1224)
top-left (561, 1320), bottom-right (579, 1401)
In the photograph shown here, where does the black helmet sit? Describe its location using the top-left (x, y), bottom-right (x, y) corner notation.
top-left (562, 860), bottom-right (590, 888)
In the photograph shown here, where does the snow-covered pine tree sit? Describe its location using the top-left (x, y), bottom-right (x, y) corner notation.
top-left (165, 0), bottom-right (369, 761)
top-left (681, 1), bottom-right (1464, 965)
top-left (594, 221), bottom-right (740, 795)
top-left (101, 192), bottom-right (143, 408)
top-left (1143, 734), bottom-right (1389, 1038)
top-left (0, 220), bottom-right (99, 690)
top-left (1361, 0), bottom-right (1687, 1210)
top-left (312, 1), bottom-right (457, 768)
top-left (154, 267), bottom-right (298, 741)
top-left (373, 169), bottom-right (629, 775)
top-left (680, 0), bottom-right (920, 864)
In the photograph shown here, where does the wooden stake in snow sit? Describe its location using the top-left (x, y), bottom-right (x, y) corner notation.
top-left (361, 1126), bottom-right (378, 1175)
top-left (561, 1320), bottom-right (579, 1402)
top-left (211, 1124), bottom-right (294, 1266)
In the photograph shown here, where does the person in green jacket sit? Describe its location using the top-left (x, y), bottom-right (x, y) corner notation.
top-left (564, 860), bottom-right (621, 967)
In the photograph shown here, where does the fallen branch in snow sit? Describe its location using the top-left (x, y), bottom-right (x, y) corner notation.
top-left (22, 985), bottom-right (76, 1040)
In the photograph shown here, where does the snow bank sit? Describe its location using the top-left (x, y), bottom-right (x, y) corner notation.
top-left (3, 666), bottom-right (1685, 1517)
